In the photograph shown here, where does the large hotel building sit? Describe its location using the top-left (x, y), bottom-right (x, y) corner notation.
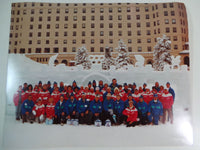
top-left (8, 2), bottom-right (189, 66)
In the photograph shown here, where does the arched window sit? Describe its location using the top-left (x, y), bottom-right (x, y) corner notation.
top-left (147, 59), bottom-right (153, 65)
top-left (54, 60), bottom-right (59, 65)
top-left (61, 59), bottom-right (68, 65)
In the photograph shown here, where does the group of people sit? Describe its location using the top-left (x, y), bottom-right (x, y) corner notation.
top-left (13, 79), bottom-right (175, 127)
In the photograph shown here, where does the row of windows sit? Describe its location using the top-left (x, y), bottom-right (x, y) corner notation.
top-left (12, 44), bottom-right (179, 54)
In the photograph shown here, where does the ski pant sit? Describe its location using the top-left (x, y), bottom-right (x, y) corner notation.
top-left (163, 108), bottom-right (173, 124)
top-left (76, 112), bottom-right (93, 125)
top-left (126, 121), bottom-right (138, 127)
top-left (45, 118), bottom-right (53, 125)
top-left (148, 114), bottom-right (161, 125)
top-left (22, 112), bottom-right (35, 123)
top-left (102, 110), bottom-right (115, 125)
top-left (54, 114), bottom-right (66, 124)
top-left (138, 113), bottom-right (149, 125)
top-left (16, 103), bottom-right (22, 119)
top-left (90, 112), bottom-right (102, 123)
top-left (115, 114), bottom-right (126, 124)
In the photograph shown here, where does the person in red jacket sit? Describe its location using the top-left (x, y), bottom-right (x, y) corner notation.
top-left (132, 89), bottom-right (141, 103)
top-left (160, 89), bottom-right (174, 124)
top-left (32, 85), bottom-right (39, 104)
top-left (45, 97), bottom-right (55, 125)
top-left (39, 84), bottom-right (50, 105)
top-left (122, 101), bottom-right (139, 127)
top-left (51, 87), bottom-right (61, 104)
top-left (32, 98), bottom-right (45, 123)
top-left (95, 87), bottom-right (103, 102)
top-left (142, 88), bottom-right (153, 105)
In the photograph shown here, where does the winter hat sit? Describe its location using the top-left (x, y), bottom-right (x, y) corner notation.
top-left (88, 81), bottom-right (92, 85)
top-left (96, 87), bottom-right (100, 91)
top-left (133, 82), bottom-right (136, 86)
top-left (128, 93), bottom-right (132, 97)
top-left (93, 80), bottom-right (96, 84)
top-left (139, 95), bottom-right (143, 99)
top-left (114, 87), bottom-right (119, 92)
top-left (143, 83), bottom-right (147, 86)
top-left (38, 81), bottom-right (42, 84)
top-left (60, 94), bottom-right (65, 98)
top-left (107, 93), bottom-right (112, 97)
top-left (53, 81), bottom-right (57, 85)
top-left (124, 83), bottom-right (128, 86)
top-left (153, 94), bottom-right (158, 97)
top-left (73, 80), bottom-right (76, 84)
top-left (118, 85), bottom-right (122, 88)
top-left (166, 82), bottom-right (170, 85)
top-left (47, 81), bottom-right (51, 84)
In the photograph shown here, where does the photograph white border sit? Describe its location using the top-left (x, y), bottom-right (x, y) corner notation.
top-left (0, 0), bottom-right (200, 150)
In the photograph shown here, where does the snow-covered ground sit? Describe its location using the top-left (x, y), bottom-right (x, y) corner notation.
top-left (2, 54), bottom-right (193, 149)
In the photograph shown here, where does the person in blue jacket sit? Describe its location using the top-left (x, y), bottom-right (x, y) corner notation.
top-left (125, 94), bottom-right (137, 108)
top-left (113, 95), bottom-right (125, 125)
top-left (103, 87), bottom-right (113, 100)
top-left (148, 94), bottom-right (163, 125)
top-left (54, 95), bottom-right (66, 125)
top-left (89, 95), bottom-right (103, 122)
top-left (137, 95), bottom-right (149, 125)
top-left (166, 82), bottom-right (175, 101)
top-left (109, 78), bottom-right (118, 93)
top-left (72, 80), bottom-right (80, 91)
top-left (102, 93), bottom-right (115, 124)
top-left (65, 94), bottom-right (77, 120)
top-left (21, 94), bottom-right (35, 123)
top-left (76, 93), bottom-right (92, 124)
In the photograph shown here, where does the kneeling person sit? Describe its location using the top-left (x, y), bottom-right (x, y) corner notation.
top-left (113, 95), bottom-right (125, 125)
top-left (32, 98), bottom-right (45, 123)
top-left (65, 95), bottom-right (77, 120)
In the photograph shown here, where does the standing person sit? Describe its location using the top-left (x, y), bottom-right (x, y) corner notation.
top-left (131, 83), bottom-right (137, 93)
top-left (137, 95), bottom-right (149, 125)
top-left (50, 82), bottom-right (58, 94)
top-left (54, 95), bottom-right (66, 125)
top-left (22, 82), bottom-right (28, 92)
top-left (124, 94), bottom-right (137, 108)
top-left (160, 89), bottom-right (174, 124)
top-left (13, 85), bottom-right (23, 120)
top-left (103, 87), bottom-right (113, 100)
top-left (65, 95), bottom-right (77, 120)
top-left (123, 83), bottom-right (129, 93)
top-left (59, 81), bottom-right (65, 92)
top-left (72, 80), bottom-right (79, 91)
top-left (113, 95), bottom-right (125, 125)
top-left (21, 95), bottom-right (35, 123)
top-left (92, 80), bottom-right (97, 92)
top-left (32, 98), bottom-right (45, 123)
top-left (24, 84), bottom-right (33, 100)
top-left (45, 97), bottom-right (55, 125)
top-left (39, 84), bottom-right (50, 105)
top-left (89, 95), bottom-right (103, 123)
top-left (110, 78), bottom-right (118, 93)
top-left (132, 89), bottom-right (141, 103)
top-left (102, 93), bottom-right (115, 125)
top-left (101, 83), bottom-right (108, 94)
top-left (51, 87), bottom-right (61, 104)
top-left (98, 80), bottom-right (104, 91)
top-left (158, 85), bottom-right (164, 100)
top-left (47, 81), bottom-right (51, 93)
top-left (148, 94), bottom-right (163, 125)
top-left (143, 83), bottom-right (147, 92)
top-left (142, 88), bottom-right (153, 105)
top-left (155, 82), bottom-right (160, 92)
top-left (166, 82), bottom-right (175, 101)
top-left (76, 94), bottom-right (92, 124)
top-left (32, 85), bottom-right (39, 104)
top-left (95, 87), bottom-right (103, 102)
top-left (38, 81), bottom-right (43, 90)
top-left (123, 101), bottom-right (138, 127)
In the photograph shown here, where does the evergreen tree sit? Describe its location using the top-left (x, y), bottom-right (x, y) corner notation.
top-left (153, 34), bottom-right (172, 71)
top-left (75, 46), bottom-right (92, 70)
top-left (115, 39), bottom-right (130, 70)
top-left (102, 47), bottom-right (115, 70)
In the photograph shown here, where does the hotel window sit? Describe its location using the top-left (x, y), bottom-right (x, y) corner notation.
top-left (44, 48), bottom-right (50, 53)
top-left (46, 32), bottom-right (50, 37)
top-left (118, 31), bottom-right (122, 36)
top-left (29, 40), bottom-right (32, 44)
top-left (73, 31), bottom-right (76, 36)
top-left (136, 15), bottom-right (140, 20)
top-left (15, 41), bottom-right (17, 45)
top-left (127, 23), bottom-right (131, 28)
top-left (153, 14), bottom-right (155, 18)
top-left (65, 9), bottom-right (69, 13)
top-left (109, 23), bottom-right (113, 28)
top-left (171, 11), bottom-right (175, 16)
top-left (136, 7), bottom-right (140, 12)
top-left (128, 39), bottom-right (132, 43)
top-left (147, 30), bottom-right (151, 35)
top-left (54, 40), bottom-right (58, 44)
top-left (100, 47), bottom-right (104, 52)
top-left (128, 31), bottom-right (132, 36)
top-left (137, 22), bottom-right (141, 27)
top-left (109, 39), bottom-right (113, 44)
top-left (73, 16), bottom-right (77, 21)
top-left (46, 40), bottom-right (49, 44)
top-left (100, 39), bottom-right (104, 44)
top-left (23, 10), bottom-right (26, 15)
top-left (38, 32), bottom-right (41, 37)
top-left (73, 24), bottom-right (77, 28)
top-left (128, 47), bottom-right (132, 52)
top-left (31, 9), bottom-right (34, 14)
top-left (118, 15), bottom-right (122, 20)
top-left (154, 29), bottom-right (157, 34)
top-left (173, 36), bottom-right (178, 41)
top-left (82, 23), bottom-right (86, 28)
top-left (82, 31), bottom-right (86, 36)
top-left (127, 7), bottom-right (131, 12)
top-left (56, 16), bottom-right (59, 21)
top-left (164, 11), bottom-right (168, 16)
top-left (109, 31), bottom-right (113, 36)
top-left (55, 32), bottom-right (59, 37)
top-left (146, 22), bottom-right (150, 27)
top-left (173, 27), bottom-right (177, 33)
top-left (91, 31), bottom-right (95, 36)
top-left (29, 32), bottom-right (33, 37)
top-left (39, 9), bottom-right (43, 14)
top-left (72, 39), bottom-right (76, 44)
top-left (15, 33), bottom-right (18, 38)
top-left (147, 39), bottom-right (151, 43)
top-left (47, 16), bottom-right (51, 21)
top-left (64, 32), bottom-right (67, 36)
top-left (100, 23), bottom-right (104, 28)
top-left (63, 48), bottom-right (67, 52)
top-left (118, 7), bottom-right (122, 12)
top-left (172, 19), bottom-right (176, 24)
top-left (156, 12), bottom-right (159, 17)
top-left (30, 17), bottom-right (34, 22)
top-left (100, 16), bottom-right (104, 20)
top-left (100, 31), bottom-right (104, 36)
top-left (137, 39), bottom-right (141, 43)
top-left (56, 9), bottom-right (60, 13)
top-left (30, 25), bottom-right (33, 29)
top-left (91, 39), bottom-right (94, 44)
top-left (91, 47), bottom-right (94, 52)
top-left (91, 8), bottom-right (95, 13)
top-left (145, 7), bottom-right (149, 12)
top-left (163, 3), bottom-right (167, 8)
top-left (166, 27), bottom-right (170, 33)
top-left (91, 23), bottom-right (95, 28)
top-left (174, 45), bottom-right (178, 50)
top-left (65, 16), bottom-right (68, 21)
top-left (147, 47), bottom-right (152, 52)
top-left (156, 4), bottom-right (158, 9)
top-left (82, 16), bottom-right (86, 21)
top-left (152, 6), bottom-right (154, 11)
top-left (100, 8), bottom-right (104, 13)
top-left (109, 8), bottom-right (113, 13)
top-left (109, 15), bottom-right (113, 20)
top-left (64, 24), bottom-right (68, 29)
top-left (138, 47), bottom-right (142, 52)
top-left (54, 48), bottom-right (59, 53)
top-left (169, 3), bottom-right (174, 8)
top-left (118, 23), bottom-right (122, 28)
top-left (74, 8), bottom-right (78, 13)
top-left (28, 48), bottom-right (31, 53)
top-left (127, 15), bottom-right (131, 20)
top-left (35, 48), bottom-right (41, 53)
top-left (55, 24), bottom-right (59, 29)
top-left (91, 16), bottom-right (95, 20)
top-left (137, 30), bottom-right (141, 36)
top-left (158, 28), bottom-right (160, 34)
top-left (157, 20), bottom-right (160, 25)
top-left (82, 8), bottom-right (86, 13)
top-left (37, 40), bottom-right (41, 44)
top-left (165, 19), bottom-right (169, 24)
top-left (72, 47), bottom-right (76, 52)
top-left (82, 40), bottom-right (85, 44)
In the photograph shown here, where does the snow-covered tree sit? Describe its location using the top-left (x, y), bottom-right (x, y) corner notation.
top-left (153, 34), bottom-right (172, 71)
top-left (102, 47), bottom-right (115, 70)
top-left (75, 46), bottom-right (91, 70)
top-left (115, 39), bottom-right (130, 70)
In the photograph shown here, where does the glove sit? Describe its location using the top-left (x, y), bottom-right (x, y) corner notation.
top-left (137, 118), bottom-right (140, 121)
top-left (108, 109), bottom-right (113, 115)
top-left (32, 110), bottom-right (36, 116)
top-left (40, 115), bottom-right (44, 121)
